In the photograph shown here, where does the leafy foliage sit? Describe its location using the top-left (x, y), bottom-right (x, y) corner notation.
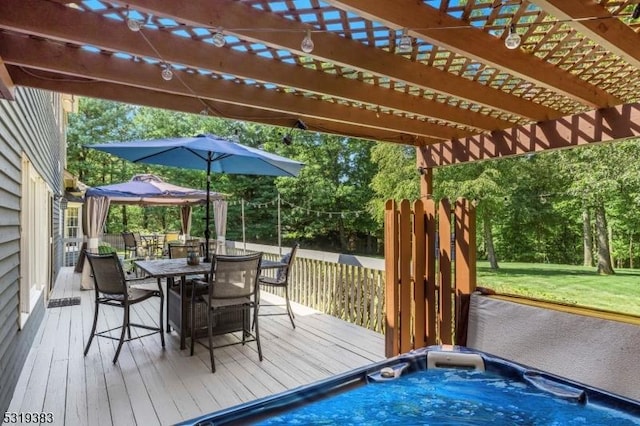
top-left (67, 99), bottom-right (640, 267)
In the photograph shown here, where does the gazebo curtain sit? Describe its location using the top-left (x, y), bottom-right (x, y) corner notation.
top-left (180, 205), bottom-right (192, 237)
top-left (81, 195), bottom-right (110, 289)
top-left (213, 199), bottom-right (228, 252)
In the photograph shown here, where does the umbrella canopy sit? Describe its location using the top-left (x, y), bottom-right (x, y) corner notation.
top-left (88, 134), bottom-right (304, 260)
top-left (85, 173), bottom-right (223, 205)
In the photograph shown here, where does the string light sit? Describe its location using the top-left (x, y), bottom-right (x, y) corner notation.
top-left (161, 65), bottom-right (173, 81)
top-left (230, 195), bottom-right (367, 219)
top-left (127, 18), bottom-right (143, 32)
top-left (397, 28), bottom-right (412, 53)
top-left (212, 27), bottom-right (226, 47)
top-left (301, 29), bottom-right (314, 53)
top-left (126, 6), bottom-right (143, 32)
top-left (504, 24), bottom-right (521, 50)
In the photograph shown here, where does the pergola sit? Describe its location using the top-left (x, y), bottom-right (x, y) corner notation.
top-left (1, 0), bottom-right (639, 192)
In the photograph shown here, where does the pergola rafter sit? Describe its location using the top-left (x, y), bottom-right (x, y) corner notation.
top-left (327, 0), bottom-right (622, 108)
top-left (111, 0), bottom-right (560, 121)
top-left (0, 55), bottom-right (14, 100)
top-left (8, 66), bottom-right (436, 146)
top-left (0, 0), bottom-right (638, 164)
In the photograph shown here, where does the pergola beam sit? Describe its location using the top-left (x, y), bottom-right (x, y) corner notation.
top-left (421, 103), bottom-right (640, 167)
top-left (119, 0), bottom-right (558, 121)
top-left (327, 0), bottom-right (621, 108)
top-left (529, 0), bottom-right (640, 69)
top-left (0, 56), bottom-right (15, 100)
top-left (7, 66), bottom-right (437, 147)
top-left (0, 0), bottom-right (511, 132)
top-left (0, 33), bottom-right (464, 140)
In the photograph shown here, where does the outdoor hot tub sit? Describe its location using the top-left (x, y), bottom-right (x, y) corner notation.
top-left (178, 346), bottom-right (640, 425)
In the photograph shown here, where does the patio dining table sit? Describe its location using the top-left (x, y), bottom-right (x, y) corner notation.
top-left (135, 256), bottom-right (286, 350)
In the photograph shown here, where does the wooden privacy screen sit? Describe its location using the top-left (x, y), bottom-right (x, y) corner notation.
top-left (384, 198), bottom-right (476, 357)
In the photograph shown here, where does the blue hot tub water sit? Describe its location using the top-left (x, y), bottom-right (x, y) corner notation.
top-left (180, 348), bottom-right (640, 426)
top-left (256, 369), bottom-right (640, 425)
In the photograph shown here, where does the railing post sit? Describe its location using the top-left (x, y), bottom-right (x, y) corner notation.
top-left (424, 199), bottom-right (437, 346)
top-left (384, 200), bottom-right (399, 357)
top-left (454, 198), bottom-right (477, 345)
top-left (412, 200), bottom-right (426, 350)
top-left (399, 200), bottom-right (412, 354)
top-left (438, 198), bottom-right (453, 345)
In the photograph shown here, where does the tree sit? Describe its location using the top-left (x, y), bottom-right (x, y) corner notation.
top-left (435, 163), bottom-right (507, 269)
top-left (557, 146), bottom-right (621, 274)
top-left (369, 143), bottom-right (419, 226)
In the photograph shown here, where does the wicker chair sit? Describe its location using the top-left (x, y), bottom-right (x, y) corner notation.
top-left (255, 243), bottom-right (299, 329)
top-left (190, 252), bottom-right (263, 373)
top-left (84, 252), bottom-right (165, 363)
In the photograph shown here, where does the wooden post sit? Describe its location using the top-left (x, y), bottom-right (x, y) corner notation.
top-left (438, 199), bottom-right (453, 345)
top-left (412, 200), bottom-right (426, 349)
top-left (454, 198), bottom-right (477, 345)
top-left (424, 199), bottom-right (437, 345)
top-left (399, 200), bottom-right (412, 354)
top-left (417, 147), bottom-right (433, 198)
top-left (384, 200), bottom-right (399, 357)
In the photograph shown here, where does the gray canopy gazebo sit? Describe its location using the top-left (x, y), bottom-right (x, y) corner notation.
top-left (80, 174), bottom-right (226, 289)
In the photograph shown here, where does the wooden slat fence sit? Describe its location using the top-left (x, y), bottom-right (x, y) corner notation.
top-left (384, 198), bottom-right (476, 357)
top-left (233, 249), bottom-right (386, 333)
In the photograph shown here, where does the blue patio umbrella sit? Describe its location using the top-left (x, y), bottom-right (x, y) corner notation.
top-left (88, 134), bottom-right (304, 261)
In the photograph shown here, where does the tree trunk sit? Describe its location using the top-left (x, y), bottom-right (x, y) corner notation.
top-left (595, 203), bottom-right (614, 275)
top-left (122, 205), bottom-right (127, 230)
top-left (582, 208), bottom-right (593, 267)
top-left (630, 235), bottom-right (634, 269)
top-left (482, 209), bottom-right (499, 270)
top-left (338, 220), bottom-right (348, 252)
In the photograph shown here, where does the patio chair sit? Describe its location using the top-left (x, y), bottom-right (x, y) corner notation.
top-left (122, 231), bottom-right (145, 275)
top-left (122, 231), bottom-right (139, 260)
top-left (84, 252), bottom-right (165, 364)
top-left (190, 252), bottom-right (263, 373)
top-left (167, 242), bottom-right (207, 286)
top-left (255, 243), bottom-right (299, 329)
top-left (164, 230), bottom-right (180, 248)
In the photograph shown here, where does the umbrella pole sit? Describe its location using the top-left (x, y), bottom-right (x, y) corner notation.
top-left (278, 192), bottom-right (282, 256)
top-left (204, 156), bottom-right (212, 262)
top-left (242, 198), bottom-right (246, 251)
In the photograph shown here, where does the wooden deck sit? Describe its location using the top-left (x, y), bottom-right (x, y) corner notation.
top-left (7, 267), bottom-right (385, 425)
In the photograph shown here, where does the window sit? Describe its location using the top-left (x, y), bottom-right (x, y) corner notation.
top-left (20, 155), bottom-right (52, 327)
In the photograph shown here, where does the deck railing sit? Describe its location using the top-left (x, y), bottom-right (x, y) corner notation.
top-left (62, 237), bottom-right (386, 333)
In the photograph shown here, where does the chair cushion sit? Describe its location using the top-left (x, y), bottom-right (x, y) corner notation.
top-left (103, 287), bottom-right (156, 303)
top-left (258, 275), bottom-right (285, 287)
top-left (276, 252), bottom-right (291, 281)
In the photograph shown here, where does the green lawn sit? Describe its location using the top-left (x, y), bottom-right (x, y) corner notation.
top-left (476, 261), bottom-right (640, 316)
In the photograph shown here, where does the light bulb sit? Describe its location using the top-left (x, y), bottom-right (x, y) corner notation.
top-left (127, 18), bottom-right (142, 32)
top-left (397, 29), bottom-right (412, 53)
top-left (504, 24), bottom-right (521, 50)
top-left (161, 66), bottom-right (173, 81)
top-left (301, 29), bottom-right (314, 53)
top-left (212, 28), bottom-right (226, 47)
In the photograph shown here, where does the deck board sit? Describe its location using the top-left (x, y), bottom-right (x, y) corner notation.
top-left (6, 267), bottom-right (385, 425)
